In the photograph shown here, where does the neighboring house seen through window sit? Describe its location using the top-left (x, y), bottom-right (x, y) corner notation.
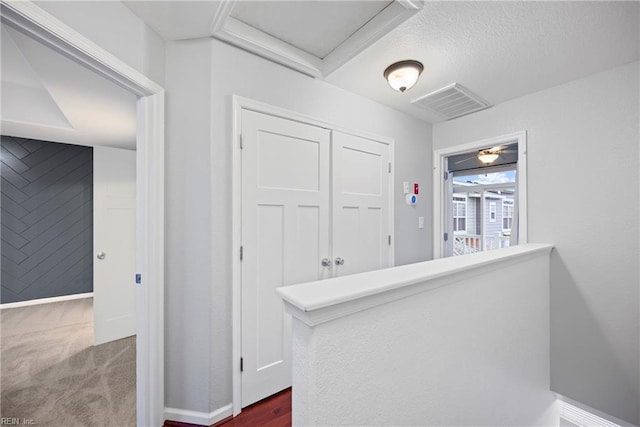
top-left (503, 199), bottom-right (514, 230)
top-left (449, 168), bottom-right (517, 256)
top-left (453, 196), bottom-right (467, 233)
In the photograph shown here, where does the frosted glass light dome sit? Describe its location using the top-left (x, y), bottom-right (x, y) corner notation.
top-left (383, 60), bottom-right (424, 93)
top-left (477, 150), bottom-right (500, 164)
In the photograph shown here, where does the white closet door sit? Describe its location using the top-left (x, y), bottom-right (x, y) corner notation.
top-left (93, 146), bottom-right (136, 345)
top-left (332, 131), bottom-right (391, 277)
top-left (241, 110), bottom-right (330, 407)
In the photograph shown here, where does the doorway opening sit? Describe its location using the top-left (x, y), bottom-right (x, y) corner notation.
top-left (433, 131), bottom-right (527, 259)
top-left (0, 3), bottom-right (165, 425)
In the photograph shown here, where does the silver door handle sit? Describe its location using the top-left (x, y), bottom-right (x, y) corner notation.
top-left (97, 252), bottom-right (106, 260)
top-left (335, 257), bottom-right (344, 266)
top-left (321, 258), bottom-right (331, 267)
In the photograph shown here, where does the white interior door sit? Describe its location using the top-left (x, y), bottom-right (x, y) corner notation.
top-left (241, 110), bottom-right (330, 407)
top-left (93, 146), bottom-right (136, 346)
top-left (332, 131), bottom-right (391, 276)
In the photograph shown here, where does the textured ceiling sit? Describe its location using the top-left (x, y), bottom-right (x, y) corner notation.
top-left (1, 25), bottom-right (137, 149)
top-left (325, 1), bottom-right (640, 122)
top-left (124, 1), bottom-right (639, 124)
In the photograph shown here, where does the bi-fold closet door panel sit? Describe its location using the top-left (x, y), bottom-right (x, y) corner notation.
top-left (240, 109), bottom-right (391, 407)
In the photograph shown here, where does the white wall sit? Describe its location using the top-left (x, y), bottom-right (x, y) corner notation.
top-left (289, 246), bottom-right (556, 426)
top-left (163, 38), bottom-right (432, 416)
top-left (34, 1), bottom-right (165, 86)
top-left (433, 62), bottom-right (640, 425)
top-left (164, 39), bottom-right (213, 414)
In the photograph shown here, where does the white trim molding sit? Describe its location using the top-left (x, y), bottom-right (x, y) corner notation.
top-left (210, 0), bottom-right (423, 77)
top-left (433, 131), bottom-right (528, 259)
top-left (164, 404), bottom-right (233, 426)
top-left (0, 2), bottom-right (166, 426)
top-left (0, 292), bottom-right (93, 310)
top-left (231, 95), bottom-right (395, 417)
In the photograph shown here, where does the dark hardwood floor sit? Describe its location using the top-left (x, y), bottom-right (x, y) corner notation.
top-left (164, 388), bottom-right (291, 427)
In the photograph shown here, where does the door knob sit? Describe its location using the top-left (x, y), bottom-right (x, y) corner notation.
top-left (97, 252), bottom-right (106, 260)
top-left (335, 257), bottom-right (344, 266)
top-left (321, 258), bottom-right (331, 267)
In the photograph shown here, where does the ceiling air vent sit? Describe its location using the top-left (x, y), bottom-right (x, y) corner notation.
top-left (411, 83), bottom-right (490, 120)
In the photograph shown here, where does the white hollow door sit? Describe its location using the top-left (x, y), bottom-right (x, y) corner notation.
top-left (332, 131), bottom-right (391, 276)
top-left (93, 146), bottom-right (136, 346)
top-left (241, 110), bottom-right (330, 407)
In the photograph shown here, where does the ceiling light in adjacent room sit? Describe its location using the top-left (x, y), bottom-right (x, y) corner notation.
top-left (477, 150), bottom-right (500, 164)
top-left (384, 60), bottom-right (423, 93)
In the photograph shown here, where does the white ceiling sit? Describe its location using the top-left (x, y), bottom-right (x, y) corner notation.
top-left (326, 1), bottom-right (640, 122)
top-left (125, 0), bottom-right (639, 123)
top-left (1, 24), bottom-right (137, 149)
top-left (2, 0), bottom-right (636, 142)
top-left (230, 1), bottom-right (392, 58)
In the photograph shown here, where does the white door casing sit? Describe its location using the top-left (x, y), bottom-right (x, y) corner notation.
top-left (1, 3), bottom-right (166, 424)
top-left (241, 110), bottom-right (331, 407)
top-left (332, 131), bottom-right (391, 276)
top-left (444, 170), bottom-right (454, 257)
top-left (93, 146), bottom-right (136, 345)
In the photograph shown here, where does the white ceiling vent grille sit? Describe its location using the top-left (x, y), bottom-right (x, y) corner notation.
top-left (411, 83), bottom-right (490, 120)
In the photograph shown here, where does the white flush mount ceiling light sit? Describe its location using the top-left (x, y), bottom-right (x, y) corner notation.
top-left (384, 60), bottom-right (423, 92)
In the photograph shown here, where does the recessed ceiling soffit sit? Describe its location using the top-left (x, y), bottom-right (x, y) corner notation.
top-left (210, 0), bottom-right (424, 78)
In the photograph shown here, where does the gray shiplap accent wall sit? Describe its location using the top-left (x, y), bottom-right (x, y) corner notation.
top-left (1, 136), bottom-right (93, 303)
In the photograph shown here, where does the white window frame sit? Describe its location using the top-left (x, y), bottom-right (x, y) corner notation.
top-left (489, 201), bottom-right (497, 222)
top-left (502, 199), bottom-right (514, 231)
top-left (452, 195), bottom-right (467, 233)
top-left (433, 131), bottom-right (527, 259)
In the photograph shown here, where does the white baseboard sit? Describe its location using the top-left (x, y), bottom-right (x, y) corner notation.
top-left (164, 404), bottom-right (232, 426)
top-left (0, 292), bottom-right (93, 310)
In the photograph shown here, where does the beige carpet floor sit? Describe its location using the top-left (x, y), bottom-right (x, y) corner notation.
top-left (1, 299), bottom-right (136, 426)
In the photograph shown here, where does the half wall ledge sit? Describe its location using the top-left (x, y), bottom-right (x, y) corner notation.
top-left (277, 243), bottom-right (553, 327)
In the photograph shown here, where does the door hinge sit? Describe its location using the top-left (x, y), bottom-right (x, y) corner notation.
top-left (444, 232), bottom-right (449, 242)
top-left (240, 246), bottom-right (244, 261)
top-left (239, 135), bottom-right (244, 149)
top-left (444, 171), bottom-right (449, 180)
top-left (240, 357), bottom-right (243, 372)
top-left (388, 235), bottom-right (391, 246)
top-left (388, 162), bottom-right (391, 173)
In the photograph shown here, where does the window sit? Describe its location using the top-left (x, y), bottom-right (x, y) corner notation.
top-left (503, 199), bottom-right (514, 230)
top-left (489, 201), bottom-right (496, 222)
top-left (453, 196), bottom-right (467, 233)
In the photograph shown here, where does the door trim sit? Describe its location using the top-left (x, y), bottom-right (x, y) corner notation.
top-left (0, 3), bottom-right (166, 425)
top-left (231, 95), bottom-right (395, 416)
top-left (432, 131), bottom-right (527, 259)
